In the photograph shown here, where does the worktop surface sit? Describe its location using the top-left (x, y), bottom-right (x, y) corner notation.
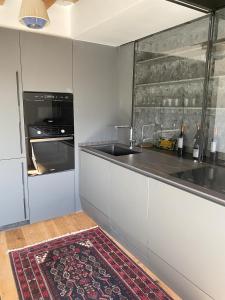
top-left (81, 144), bottom-right (225, 207)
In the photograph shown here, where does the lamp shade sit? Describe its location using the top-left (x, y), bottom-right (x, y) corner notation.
top-left (57, 0), bottom-right (79, 6)
top-left (19, 0), bottom-right (50, 29)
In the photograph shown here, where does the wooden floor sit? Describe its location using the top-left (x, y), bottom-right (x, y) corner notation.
top-left (0, 212), bottom-right (181, 300)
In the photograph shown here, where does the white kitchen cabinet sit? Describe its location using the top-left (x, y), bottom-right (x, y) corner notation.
top-left (148, 177), bottom-right (225, 300)
top-left (110, 163), bottom-right (149, 255)
top-left (28, 170), bottom-right (75, 223)
top-left (0, 159), bottom-right (26, 227)
top-left (80, 151), bottom-right (111, 218)
top-left (0, 28), bottom-right (24, 160)
top-left (80, 151), bottom-right (225, 299)
top-left (20, 32), bottom-right (73, 92)
top-left (80, 151), bottom-right (149, 255)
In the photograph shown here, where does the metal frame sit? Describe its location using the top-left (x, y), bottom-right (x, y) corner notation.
top-left (166, 0), bottom-right (210, 13)
top-left (199, 12), bottom-right (216, 161)
top-left (131, 41), bottom-right (137, 129)
top-left (167, 0), bottom-right (225, 12)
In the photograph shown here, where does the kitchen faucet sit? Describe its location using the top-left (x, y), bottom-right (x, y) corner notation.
top-left (114, 125), bottom-right (135, 149)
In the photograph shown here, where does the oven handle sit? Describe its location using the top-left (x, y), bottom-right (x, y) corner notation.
top-left (30, 136), bottom-right (74, 143)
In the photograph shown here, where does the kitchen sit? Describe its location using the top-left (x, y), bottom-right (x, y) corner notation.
top-left (0, 0), bottom-right (225, 300)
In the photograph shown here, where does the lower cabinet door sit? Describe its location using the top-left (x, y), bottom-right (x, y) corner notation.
top-left (110, 163), bottom-right (149, 253)
top-left (28, 170), bottom-right (75, 223)
top-left (0, 159), bottom-right (26, 227)
top-left (80, 151), bottom-right (111, 217)
top-left (148, 177), bottom-right (225, 300)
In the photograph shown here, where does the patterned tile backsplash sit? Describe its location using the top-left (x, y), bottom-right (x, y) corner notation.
top-left (135, 80), bottom-right (204, 108)
top-left (132, 11), bottom-right (225, 159)
top-left (136, 17), bottom-right (209, 56)
top-left (134, 107), bottom-right (202, 150)
top-left (135, 56), bottom-right (206, 85)
top-left (133, 17), bottom-right (209, 153)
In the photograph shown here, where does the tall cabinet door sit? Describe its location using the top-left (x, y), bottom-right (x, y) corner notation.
top-left (0, 28), bottom-right (23, 159)
top-left (0, 159), bottom-right (26, 227)
top-left (20, 32), bottom-right (73, 92)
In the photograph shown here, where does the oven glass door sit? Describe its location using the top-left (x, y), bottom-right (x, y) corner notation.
top-left (24, 98), bottom-right (74, 127)
top-left (30, 137), bottom-right (74, 175)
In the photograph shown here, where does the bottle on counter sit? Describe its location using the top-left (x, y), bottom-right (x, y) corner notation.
top-left (177, 125), bottom-right (184, 157)
top-left (210, 128), bottom-right (218, 162)
top-left (193, 125), bottom-right (201, 162)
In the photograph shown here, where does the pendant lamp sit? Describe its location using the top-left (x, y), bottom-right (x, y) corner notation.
top-left (57, 0), bottom-right (79, 5)
top-left (19, 0), bottom-right (50, 29)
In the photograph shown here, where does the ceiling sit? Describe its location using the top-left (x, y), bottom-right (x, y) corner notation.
top-left (168, 0), bottom-right (225, 11)
top-left (71, 0), bottom-right (205, 46)
top-left (0, 0), bottom-right (205, 46)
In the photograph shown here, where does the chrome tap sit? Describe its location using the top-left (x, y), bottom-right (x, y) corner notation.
top-left (114, 125), bottom-right (135, 149)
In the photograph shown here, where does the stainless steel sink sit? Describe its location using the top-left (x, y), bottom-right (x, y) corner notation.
top-left (93, 144), bottom-right (140, 156)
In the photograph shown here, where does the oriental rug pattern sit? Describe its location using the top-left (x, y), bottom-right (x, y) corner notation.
top-left (9, 227), bottom-right (173, 300)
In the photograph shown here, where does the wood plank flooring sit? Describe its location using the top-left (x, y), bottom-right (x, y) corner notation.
top-left (0, 212), bottom-right (181, 300)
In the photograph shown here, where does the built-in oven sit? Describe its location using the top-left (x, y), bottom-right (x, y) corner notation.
top-left (23, 92), bottom-right (74, 176)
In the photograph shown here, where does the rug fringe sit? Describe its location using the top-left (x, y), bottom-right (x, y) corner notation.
top-left (7, 226), bottom-right (99, 254)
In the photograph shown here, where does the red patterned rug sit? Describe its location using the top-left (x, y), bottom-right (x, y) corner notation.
top-left (9, 227), bottom-right (173, 300)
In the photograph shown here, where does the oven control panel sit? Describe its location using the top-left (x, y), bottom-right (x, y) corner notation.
top-left (23, 92), bottom-right (73, 102)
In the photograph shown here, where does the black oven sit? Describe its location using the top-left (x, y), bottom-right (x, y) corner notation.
top-left (23, 92), bottom-right (74, 176)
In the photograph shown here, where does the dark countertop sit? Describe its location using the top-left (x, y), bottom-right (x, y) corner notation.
top-left (80, 143), bottom-right (225, 207)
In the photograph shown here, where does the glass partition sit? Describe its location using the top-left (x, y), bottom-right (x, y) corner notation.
top-left (133, 16), bottom-right (210, 155)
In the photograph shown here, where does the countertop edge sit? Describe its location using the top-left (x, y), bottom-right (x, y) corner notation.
top-left (80, 147), bottom-right (225, 208)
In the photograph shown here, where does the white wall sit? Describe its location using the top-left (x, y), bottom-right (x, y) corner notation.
top-left (73, 41), bottom-right (135, 210)
top-left (73, 41), bottom-right (134, 144)
top-left (73, 41), bottom-right (119, 144)
top-left (73, 40), bottom-right (119, 209)
top-left (117, 42), bottom-right (134, 144)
